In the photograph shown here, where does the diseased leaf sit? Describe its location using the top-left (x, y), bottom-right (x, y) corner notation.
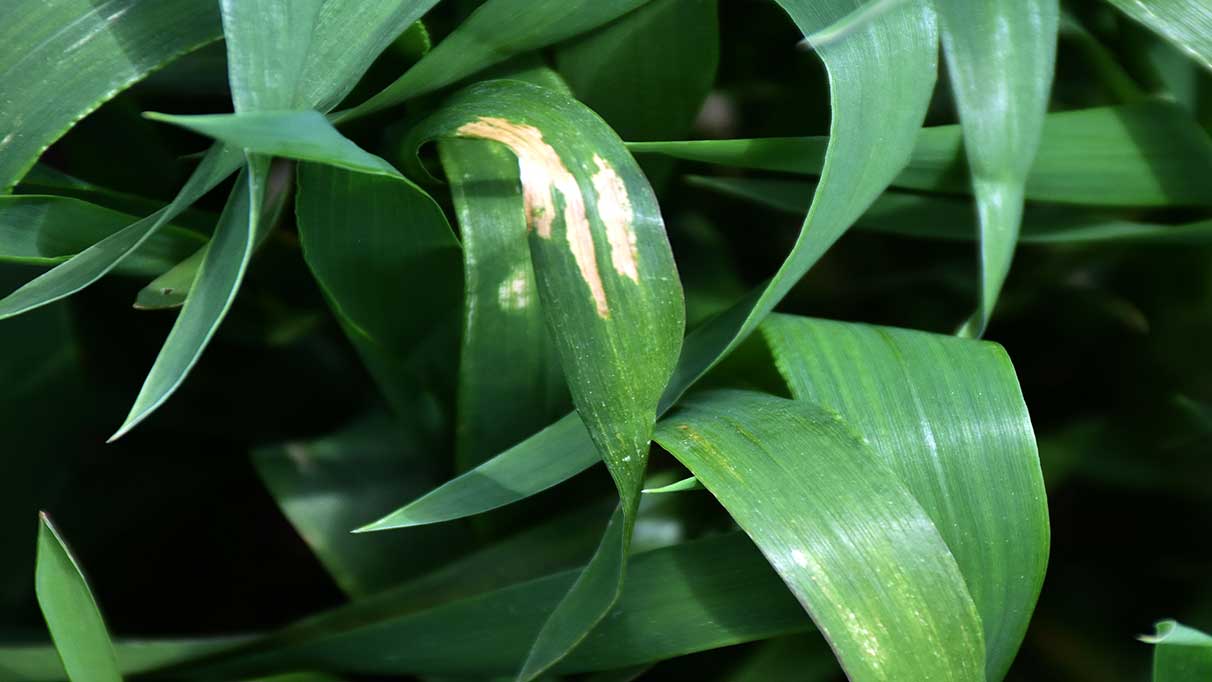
top-left (405, 78), bottom-right (684, 681)
top-left (935, 0), bottom-right (1059, 334)
top-left (1104, 0), bottom-right (1212, 73)
top-left (761, 314), bottom-right (1048, 679)
top-left (654, 390), bottom-right (985, 681)
top-left (336, 0), bottom-right (654, 121)
top-left (0, 196), bottom-right (204, 276)
top-left (0, 0), bottom-right (221, 191)
top-left (1144, 620), bottom-right (1212, 681)
top-left (631, 102), bottom-right (1212, 208)
top-left (111, 160), bottom-right (269, 440)
top-left (34, 514), bottom-right (122, 682)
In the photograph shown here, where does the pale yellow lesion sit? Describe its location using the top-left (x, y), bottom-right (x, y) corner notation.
top-left (457, 116), bottom-right (610, 319)
top-left (590, 154), bottom-right (639, 283)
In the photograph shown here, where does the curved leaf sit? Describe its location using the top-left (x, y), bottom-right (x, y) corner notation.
top-left (654, 390), bottom-right (985, 681)
top-left (1144, 620), bottom-right (1212, 681)
top-left (1104, 0), bottom-right (1212, 73)
top-left (0, 0), bottom-right (221, 191)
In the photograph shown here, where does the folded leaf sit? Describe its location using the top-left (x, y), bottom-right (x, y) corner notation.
top-left (0, 0), bottom-right (221, 191)
top-left (654, 390), bottom-right (985, 681)
top-left (1144, 620), bottom-right (1212, 681)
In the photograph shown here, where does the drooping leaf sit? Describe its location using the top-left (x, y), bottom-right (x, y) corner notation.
top-left (405, 78), bottom-right (684, 681)
top-left (654, 390), bottom-right (985, 681)
top-left (1103, 0), bottom-right (1212, 73)
top-left (336, 0), bottom-right (654, 121)
top-left (935, 0), bottom-right (1058, 334)
top-left (0, 196), bottom-right (204, 276)
top-left (1143, 620), bottom-right (1212, 681)
top-left (34, 514), bottom-right (122, 682)
top-left (0, 144), bottom-right (244, 321)
top-left (110, 160), bottom-right (269, 440)
top-left (687, 175), bottom-right (1212, 246)
top-left (362, 0), bottom-right (938, 541)
top-left (761, 314), bottom-right (1048, 679)
top-left (439, 138), bottom-right (568, 472)
top-left (631, 102), bottom-right (1212, 208)
top-left (0, 0), bottom-right (221, 191)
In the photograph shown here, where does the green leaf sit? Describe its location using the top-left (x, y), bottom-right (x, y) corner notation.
top-left (439, 139), bottom-right (567, 472)
top-left (1103, 0), bottom-right (1212, 73)
top-left (218, 0), bottom-right (438, 114)
top-left (0, 144), bottom-right (244, 321)
top-left (407, 78), bottom-right (685, 681)
top-left (253, 412), bottom-right (470, 598)
top-left (654, 390), bottom-right (985, 681)
top-left (687, 175), bottom-right (1212, 246)
top-left (631, 102), bottom-right (1212, 208)
top-left (0, 196), bottom-right (205, 276)
top-left (725, 634), bottom-right (837, 682)
top-left (336, 0), bottom-right (654, 121)
top-left (0, 638), bottom-right (254, 682)
top-left (1144, 620), bottom-right (1212, 681)
top-left (34, 514), bottom-right (122, 682)
top-left (362, 0), bottom-right (938, 540)
top-left (295, 161), bottom-right (462, 417)
top-left (17, 165), bottom-right (217, 232)
top-left (145, 111), bottom-right (401, 178)
top-left (110, 159), bottom-right (268, 440)
top-left (935, 0), bottom-right (1059, 334)
top-left (555, 0), bottom-right (720, 142)
top-left (761, 314), bottom-right (1048, 679)
top-left (0, 0), bottom-right (221, 191)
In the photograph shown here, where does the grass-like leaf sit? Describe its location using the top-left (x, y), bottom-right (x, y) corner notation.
top-left (1104, 0), bottom-right (1212, 73)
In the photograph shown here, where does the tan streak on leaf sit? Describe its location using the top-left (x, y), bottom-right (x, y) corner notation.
top-left (591, 155), bottom-right (639, 283)
top-left (456, 116), bottom-right (609, 318)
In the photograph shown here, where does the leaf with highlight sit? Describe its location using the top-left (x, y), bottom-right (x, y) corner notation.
top-left (1144, 620), bottom-right (1212, 681)
top-left (1104, 0), bottom-right (1212, 73)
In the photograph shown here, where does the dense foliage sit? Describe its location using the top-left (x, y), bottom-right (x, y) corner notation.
top-left (2, 1), bottom-right (1211, 680)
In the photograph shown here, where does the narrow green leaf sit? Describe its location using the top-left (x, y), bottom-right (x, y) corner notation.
top-left (439, 139), bottom-right (567, 472)
top-left (337, 0), bottom-right (654, 121)
top-left (631, 102), bottom-right (1212, 207)
top-left (688, 175), bottom-right (1212, 246)
top-left (218, 0), bottom-right (438, 114)
top-left (0, 638), bottom-right (254, 682)
top-left (17, 165), bottom-right (217, 232)
top-left (0, 196), bottom-right (204, 276)
top-left (935, 0), bottom-right (1059, 334)
top-left (1144, 620), bottom-right (1212, 681)
top-left (133, 247), bottom-right (205, 311)
top-left (34, 514), bottom-right (122, 682)
top-left (654, 390), bottom-right (985, 681)
top-left (363, 0), bottom-right (938, 537)
top-left (761, 314), bottom-right (1048, 679)
top-left (0, 144), bottom-right (243, 321)
top-left (145, 111), bottom-right (400, 178)
top-left (1104, 0), bottom-right (1212, 73)
top-left (0, 0), bottom-right (221, 191)
top-left (641, 476), bottom-right (703, 494)
top-left (407, 78), bottom-right (684, 681)
top-left (295, 162), bottom-right (462, 417)
top-left (110, 159), bottom-right (268, 440)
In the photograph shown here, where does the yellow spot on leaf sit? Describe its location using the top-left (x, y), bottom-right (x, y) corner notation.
top-left (590, 155), bottom-right (639, 283)
top-left (457, 116), bottom-right (609, 319)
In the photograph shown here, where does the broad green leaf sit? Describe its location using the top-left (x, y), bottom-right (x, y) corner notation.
top-left (935, 0), bottom-right (1059, 334)
top-left (1104, 0), bottom-right (1212, 73)
top-left (295, 162), bottom-right (462, 417)
top-left (0, 144), bottom-right (243, 321)
top-left (439, 139), bottom-right (567, 472)
top-left (218, 0), bottom-right (438, 115)
top-left (253, 412), bottom-right (469, 598)
top-left (0, 196), bottom-right (204, 276)
top-left (406, 79), bottom-right (684, 681)
top-left (1143, 620), bottom-right (1212, 681)
top-left (688, 175), bottom-right (1212, 246)
top-left (146, 111), bottom-right (400, 178)
top-left (336, 0), bottom-right (653, 121)
top-left (110, 160), bottom-right (268, 440)
top-left (34, 514), bottom-right (122, 682)
top-left (654, 390), bottom-right (985, 681)
top-left (555, 0), bottom-right (719, 142)
top-left (148, 532), bottom-right (811, 679)
top-left (362, 0), bottom-right (938, 540)
top-left (761, 314), bottom-right (1048, 679)
top-left (0, 638), bottom-right (254, 682)
top-left (0, 0), bottom-right (221, 191)
top-left (631, 102), bottom-right (1212, 207)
